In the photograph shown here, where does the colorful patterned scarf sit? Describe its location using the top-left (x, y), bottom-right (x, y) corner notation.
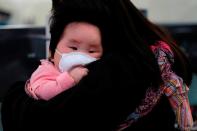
top-left (117, 41), bottom-right (193, 131)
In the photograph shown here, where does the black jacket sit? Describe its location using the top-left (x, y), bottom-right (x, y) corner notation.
top-left (1, 54), bottom-right (177, 131)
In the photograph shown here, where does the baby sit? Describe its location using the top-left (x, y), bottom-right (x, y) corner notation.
top-left (25, 22), bottom-right (103, 101)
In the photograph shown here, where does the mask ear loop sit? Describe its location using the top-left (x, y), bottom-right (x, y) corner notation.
top-left (55, 49), bottom-right (62, 56)
top-left (55, 49), bottom-right (64, 72)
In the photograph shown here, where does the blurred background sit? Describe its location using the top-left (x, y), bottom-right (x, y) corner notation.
top-left (0, 0), bottom-right (197, 130)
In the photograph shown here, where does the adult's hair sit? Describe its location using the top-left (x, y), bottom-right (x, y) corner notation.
top-left (49, 0), bottom-right (192, 88)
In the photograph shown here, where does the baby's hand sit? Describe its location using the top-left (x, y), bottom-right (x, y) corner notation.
top-left (69, 66), bottom-right (88, 84)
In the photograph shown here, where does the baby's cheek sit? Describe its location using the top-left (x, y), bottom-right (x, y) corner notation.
top-left (93, 53), bottom-right (102, 59)
top-left (53, 53), bottom-right (61, 69)
top-left (57, 43), bottom-right (73, 53)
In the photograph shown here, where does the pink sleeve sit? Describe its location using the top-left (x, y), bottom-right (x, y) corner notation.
top-left (26, 60), bottom-right (75, 101)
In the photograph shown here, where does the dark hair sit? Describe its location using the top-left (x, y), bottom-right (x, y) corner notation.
top-left (49, 0), bottom-right (192, 87)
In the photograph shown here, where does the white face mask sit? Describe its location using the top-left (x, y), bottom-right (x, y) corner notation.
top-left (56, 49), bottom-right (97, 72)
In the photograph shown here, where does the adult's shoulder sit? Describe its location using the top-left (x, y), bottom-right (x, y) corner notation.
top-left (1, 81), bottom-right (26, 103)
top-left (1, 53), bottom-right (152, 131)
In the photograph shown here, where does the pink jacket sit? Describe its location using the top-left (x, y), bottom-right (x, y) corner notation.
top-left (25, 60), bottom-right (75, 101)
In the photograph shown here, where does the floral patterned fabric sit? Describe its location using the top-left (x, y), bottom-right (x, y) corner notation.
top-left (117, 41), bottom-right (193, 131)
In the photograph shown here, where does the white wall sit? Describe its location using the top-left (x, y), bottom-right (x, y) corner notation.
top-left (0, 0), bottom-right (51, 26)
top-left (0, 0), bottom-right (197, 25)
top-left (132, 0), bottom-right (197, 24)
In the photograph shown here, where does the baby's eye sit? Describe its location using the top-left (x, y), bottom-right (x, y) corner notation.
top-left (89, 50), bottom-right (95, 53)
top-left (69, 46), bottom-right (77, 50)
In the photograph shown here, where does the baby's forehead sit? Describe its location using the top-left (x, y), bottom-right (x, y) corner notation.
top-left (64, 22), bottom-right (98, 31)
top-left (61, 22), bottom-right (102, 47)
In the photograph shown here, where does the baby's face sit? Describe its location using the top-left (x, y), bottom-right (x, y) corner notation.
top-left (53, 22), bottom-right (103, 69)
